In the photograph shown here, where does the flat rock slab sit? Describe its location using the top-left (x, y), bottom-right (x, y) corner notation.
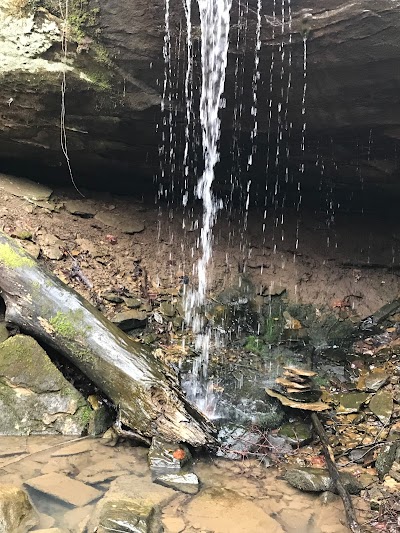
top-left (95, 211), bottom-right (145, 234)
top-left (0, 174), bottom-right (52, 201)
top-left (154, 472), bottom-right (199, 495)
top-left (65, 200), bottom-right (97, 217)
top-left (51, 441), bottom-right (93, 457)
top-left (86, 475), bottom-right (176, 533)
top-left (186, 488), bottom-right (284, 533)
top-left (112, 310), bottom-right (147, 330)
top-left (369, 390), bottom-right (393, 425)
top-left (25, 473), bottom-right (102, 506)
top-left (34, 529), bottom-right (65, 533)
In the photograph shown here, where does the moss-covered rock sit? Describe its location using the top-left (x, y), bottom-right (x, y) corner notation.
top-left (0, 484), bottom-right (38, 532)
top-left (0, 323), bottom-right (9, 344)
top-left (284, 467), bottom-right (362, 494)
top-left (0, 334), bottom-right (95, 435)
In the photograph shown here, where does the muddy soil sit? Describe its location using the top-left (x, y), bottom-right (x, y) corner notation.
top-left (0, 181), bottom-right (398, 320)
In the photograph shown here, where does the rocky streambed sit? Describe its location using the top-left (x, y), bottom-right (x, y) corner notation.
top-left (0, 174), bottom-right (399, 531)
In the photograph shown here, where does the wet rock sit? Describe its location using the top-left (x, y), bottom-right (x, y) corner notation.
top-left (0, 323), bottom-right (9, 344)
top-left (95, 211), bottom-right (145, 234)
top-left (35, 527), bottom-right (65, 533)
top-left (65, 200), bottom-right (97, 218)
top-left (112, 310), bottom-right (147, 330)
top-left (88, 498), bottom-right (156, 533)
top-left (0, 484), bottom-right (38, 532)
top-left (0, 175), bottom-right (52, 202)
top-left (162, 516), bottom-right (186, 533)
top-left (284, 467), bottom-right (362, 494)
top-left (216, 424), bottom-right (261, 460)
top-left (153, 472), bottom-right (199, 495)
top-left (375, 442), bottom-right (398, 479)
top-left (266, 434), bottom-right (293, 455)
top-left (278, 421), bottom-right (313, 447)
top-left (369, 390), bottom-right (393, 425)
top-left (101, 292), bottom-right (124, 304)
top-left (148, 438), bottom-right (191, 471)
top-left (159, 302), bottom-right (175, 318)
top-left (86, 475), bottom-right (175, 533)
top-left (87, 403), bottom-right (113, 437)
top-left (364, 369), bottom-right (389, 392)
top-left (366, 486), bottom-right (386, 510)
top-left (25, 473), bottom-right (102, 507)
top-left (77, 459), bottom-right (130, 485)
top-left (262, 284), bottom-right (286, 297)
top-left (50, 441), bottom-right (93, 457)
top-left (124, 298), bottom-right (143, 309)
top-left (349, 447), bottom-right (374, 464)
top-left (335, 392), bottom-right (370, 414)
top-left (185, 487), bottom-right (284, 532)
top-left (172, 316), bottom-right (184, 330)
top-left (211, 370), bottom-right (287, 427)
top-left (0, 334), bottom-right (94, 435)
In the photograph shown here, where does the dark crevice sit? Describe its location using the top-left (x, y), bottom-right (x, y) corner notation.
top-left (0, 296), bottom-right (5, 321)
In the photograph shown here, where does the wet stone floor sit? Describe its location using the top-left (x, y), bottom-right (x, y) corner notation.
top-left (0, 436), bottom-right (352, 533)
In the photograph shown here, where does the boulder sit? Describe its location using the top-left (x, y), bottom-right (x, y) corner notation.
top-left (85, 475), bottom-right (176, 533)
top-left (0, 334), bottom-right (94, 435)
top-left (0, 484), bottom-right (38, 533)
top-left (111, 310), bottom-right (147, 330)
top-left (284, 467), bottom-right (362, 494)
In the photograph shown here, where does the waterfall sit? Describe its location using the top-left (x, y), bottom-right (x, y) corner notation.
top-left (184, 0), bottom-right (233, 319)
top-left (184, 0), bottom-right (233, 413)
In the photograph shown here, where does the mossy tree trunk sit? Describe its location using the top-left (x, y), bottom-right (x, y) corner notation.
top-left (0, 231), bottom-right (216, 447)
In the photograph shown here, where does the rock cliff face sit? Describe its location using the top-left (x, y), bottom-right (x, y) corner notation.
top-left (0, 0), bottom-right (399, 206)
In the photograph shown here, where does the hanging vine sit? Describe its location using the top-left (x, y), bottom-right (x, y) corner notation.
top-left (59, 0), bottom-right (84, 196)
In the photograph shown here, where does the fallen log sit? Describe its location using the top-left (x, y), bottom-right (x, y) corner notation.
top-left (0, 232), bottom-right (216, 447)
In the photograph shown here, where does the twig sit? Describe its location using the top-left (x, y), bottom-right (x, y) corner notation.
top-left (63, 248), bottom-right (93, 289)
top-left (311, 412), bottom-right (362, 533)
top-left (1, 436), bottom-right (90, 468)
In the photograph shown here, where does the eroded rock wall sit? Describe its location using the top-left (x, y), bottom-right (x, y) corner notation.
top-left (0, 0), bottom-right (399, 203)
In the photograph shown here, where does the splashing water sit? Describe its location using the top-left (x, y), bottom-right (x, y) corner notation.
top-left (295, 33), bottom-right (308, 253)
top-left (184, 0), bottom-right (233, 413)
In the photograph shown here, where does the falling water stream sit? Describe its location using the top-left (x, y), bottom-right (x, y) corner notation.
top-left (183, 0), bottom-right (233, 413)
top-left (160, 0), bottom-right (311, 416)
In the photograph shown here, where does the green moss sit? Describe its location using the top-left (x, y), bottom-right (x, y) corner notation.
top-left (0, 243), bottom-right (35, 268)
top-left (49, 310), bottom-right (87, 340)
top-left (76, 404), bottom-right (93, 427)
top-left (93, 43), bottom-right (112, 67)
top-left (244, 335), bottom-right (263, 354)
top-left (67, 0), bottom-right (101, 41)
top-left (83, 66), bottom-right (112, 90)
top-left (14, 230), bottom-right (32, 240)
top-left (263, 315), bottom-right (284, 344)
